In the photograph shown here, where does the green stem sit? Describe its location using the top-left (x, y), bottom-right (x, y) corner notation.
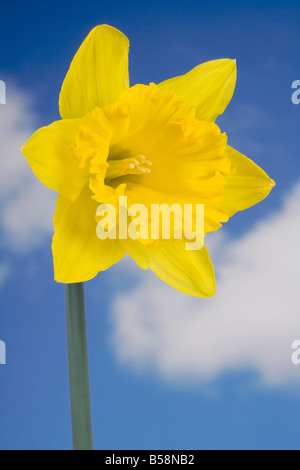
top-left (65, 283), bottom-right (93, 450)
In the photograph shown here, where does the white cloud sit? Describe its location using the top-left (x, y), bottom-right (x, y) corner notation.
top-left (112, 183), bottom-right (300, 386)
top-left (0, 82), bottom-right (56, 252)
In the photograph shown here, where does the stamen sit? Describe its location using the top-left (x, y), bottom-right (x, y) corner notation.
top-left (106, 154), bottom-right (152, 181)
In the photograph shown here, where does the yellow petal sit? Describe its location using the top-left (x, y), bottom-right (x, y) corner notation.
top-left (22, 119), bottom-right (88, 201)
top-left (52, 185), bottom-right (126, 283)
top-left (59, 25), bottom-right (130, 119)
top-left (158, 59), bottom-right (237, 122)
top-left (121, 238), bottom-right (216, 297)
top-left (223, 146), bottom-right (275, 216)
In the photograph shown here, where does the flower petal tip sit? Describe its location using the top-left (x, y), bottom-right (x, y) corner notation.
top-left (200, 283), bottom-right (216, 299)
top-left (91, 24), bottom-right (130, 45)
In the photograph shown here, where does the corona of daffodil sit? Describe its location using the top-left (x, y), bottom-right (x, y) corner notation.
top-left (22, 25), bottom-right (275, 297)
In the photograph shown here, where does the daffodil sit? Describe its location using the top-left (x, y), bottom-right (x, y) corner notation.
top-left (22, 25), bottom-right (275, 297)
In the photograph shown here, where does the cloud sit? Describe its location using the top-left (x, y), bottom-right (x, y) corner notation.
top-left (112, 183), bottom-right (300, 386)
top-left (0, 81), bottom-right (56, 252)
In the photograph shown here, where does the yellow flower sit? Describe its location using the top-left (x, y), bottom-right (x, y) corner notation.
top-left (22, 25), bottom-right (275, 297)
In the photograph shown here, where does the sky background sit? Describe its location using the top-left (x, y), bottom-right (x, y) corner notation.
top-left (1, 0), bottom-right (300, 450)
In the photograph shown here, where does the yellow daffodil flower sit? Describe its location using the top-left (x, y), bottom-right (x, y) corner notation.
top-left (22, 25), bottom-right (275, 297)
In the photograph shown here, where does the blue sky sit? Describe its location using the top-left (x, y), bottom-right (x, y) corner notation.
top-left (1, 0), bottom-right (300, 450)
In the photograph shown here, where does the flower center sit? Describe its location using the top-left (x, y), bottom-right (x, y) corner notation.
top-left (105, 154), bottom-right (152, 182)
